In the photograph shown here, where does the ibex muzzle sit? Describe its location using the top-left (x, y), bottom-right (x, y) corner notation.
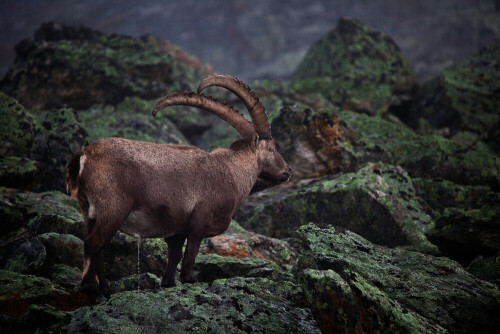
top-left (66, 75), bottom-right (290, 302)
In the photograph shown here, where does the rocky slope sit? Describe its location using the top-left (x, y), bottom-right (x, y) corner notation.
top-left (1, 19), bottom-right (499, 333)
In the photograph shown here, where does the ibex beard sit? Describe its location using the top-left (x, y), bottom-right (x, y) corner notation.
top-left (66, 75), bottom-right (291, 302)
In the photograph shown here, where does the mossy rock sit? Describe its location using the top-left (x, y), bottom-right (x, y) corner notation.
top-left (67, 277), bottom-right (320, 334)
top-left (291, 17), bottom-right (416, 116)
top-left (0, 270), bottom-right (88, 320)
top-left (0, 237), bottom-right (46, 274)
top-left (405, 43), bottom-right (500, 154)
top-left (37, 233), bottom-right (83, 269)
top-left (109, 273), bottom-right (161, 294)
top-left (1, 303), bottom-right (66, 333)
top-left (0, 92), bottom-right (37, 157)
top-left (31, 107), bottom-right (88, 191)
top-left (467, 256), bottom-right (500, 288)
top-left (200, 222), bottom-right (297, 267)
top-left (296, 224), bottom-right (500, 333)
top-left (0, 187), bottom-right (84, 242)
top-left (49, 264), bottom-right (82, 291)
top-left (237, 163), bottom-right (436, 254)
top-left (0, 156), bottom-right (39, 190)
top-left (412, 178), bottom-right (500, 264)
top-left (339, 111), bottom-right (500, 189)
top-left (194, 253), bottom-right (285, 282)
top-left (102, 232), bottom-right (168, 281)
top-left (0, 22), bottom-right (212, 111)
top-left (78, 97), bottom-right (189, 146)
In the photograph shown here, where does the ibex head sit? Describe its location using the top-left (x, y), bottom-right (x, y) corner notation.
top-left (153, 74), bottom-right (291, 184)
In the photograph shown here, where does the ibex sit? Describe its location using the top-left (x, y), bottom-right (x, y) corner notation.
top-left (66, 75), bottom-right (291, 301)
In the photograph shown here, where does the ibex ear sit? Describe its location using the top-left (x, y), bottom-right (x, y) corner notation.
top-left (252, 134), bottom-right (259, 150)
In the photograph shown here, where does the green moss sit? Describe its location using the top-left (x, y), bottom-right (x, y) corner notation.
top-left (291, 18), bottom-right (415, 116)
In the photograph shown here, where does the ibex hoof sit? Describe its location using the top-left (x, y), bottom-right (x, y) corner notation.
top-left (161, 278), bottom-right (177, 288)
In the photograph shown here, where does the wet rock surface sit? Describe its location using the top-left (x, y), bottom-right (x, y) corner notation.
top-left (296, 224), bottom-right (500, 334)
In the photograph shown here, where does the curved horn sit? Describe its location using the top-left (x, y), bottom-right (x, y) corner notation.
top-left (153, 92), bottom-right (255, 138)
top-left (197, 74), bottom-right (272, 139)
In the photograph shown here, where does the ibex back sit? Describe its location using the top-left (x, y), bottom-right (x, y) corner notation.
top-left (66, 75), bottom-right (291, 302)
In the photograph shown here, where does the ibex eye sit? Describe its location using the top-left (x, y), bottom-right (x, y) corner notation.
top-left (268, 148), bottom-right (273, 153)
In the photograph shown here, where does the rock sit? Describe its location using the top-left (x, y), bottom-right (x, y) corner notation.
top-left (0, 187), bottom-right (84, 242)
top-left (291, 17), bottom-right (416, 116)
top-left (102, 232), bottom-right (168, 281)
top-left (67, 277), bottom-right (320, 333)
top-left (271, 107), bottom-right (386, 179)
top-left (296, 223), bottom-right (500, 333)
top-left (339, 111), bottom-right (500, 189)
top-left (194, 254), bottom-right (284, 282)
top-left (109, 273), bottom-right (161, 294)
top-left (49, 264), bottom-right (82, 291)
top-left (0, 270), bottom-right (88, 320)
top-left (0, 237), bottom-right (46, 274)
top-left (237, 163), bottom-right (437, 254)
top-left (404, 43), bottom-right (500, 154)
top-left (467, 256), bottom-right (500, 288)
top-left (0, 156), bottom-right (39, 190)
top-left (1, 303), bottom-right (66, 334)
top-left (37, 233), bottom-right (83, 269)
top-left (0, 92), bottom-right (36, 157)
top-left (31, 107), bottom-right (88, 191)
top-left (200, 224), bottom-right (297, 267)
top-left (427, 204), bottom-right (500, 265)
top-left (78, 97), bottom-right (189, 146)
top-left (412, 178), bottom-right (500, 264)
top-left (0, 22), bottom-right (212, 111)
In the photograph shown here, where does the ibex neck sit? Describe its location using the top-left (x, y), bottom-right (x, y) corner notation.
top-left (212, 147), bottom-right (259, 205)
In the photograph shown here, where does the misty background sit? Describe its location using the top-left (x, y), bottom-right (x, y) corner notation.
top-left (1, 0), bottom-right (499, 83)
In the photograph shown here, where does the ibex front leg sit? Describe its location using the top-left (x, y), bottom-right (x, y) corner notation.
top-left (161, 234), bottom-right (187, 287)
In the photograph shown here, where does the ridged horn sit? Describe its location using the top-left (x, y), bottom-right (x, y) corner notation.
top-left (197, 74), bottom-right (272, 139)
top-left (152, 92), bottom-right (255, 138)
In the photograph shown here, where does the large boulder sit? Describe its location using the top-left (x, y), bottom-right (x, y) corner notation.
top-left (0, 22), bottom-right (213, 111)
top-left (291, 17), bottom-right (417, 116)
top-left (237, 163), bottom-right (437, 254)
top-left (404, 43), bottom-right (500, 154)
top-left (296, 224), bottom-right (500, 333)
top-left (0, 270), bottom-right (88, 320)
top-left (78, 97), bottom-right (189, 146)
top-left (66, 277), bottom-right (320, 333)
top-left (0, 187), bottom-right (84, 242)
top-left (413, 178), bottom-right (500, 265)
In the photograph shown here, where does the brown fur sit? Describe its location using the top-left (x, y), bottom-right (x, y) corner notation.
top-left (66, 135), bottom-right (290, 301)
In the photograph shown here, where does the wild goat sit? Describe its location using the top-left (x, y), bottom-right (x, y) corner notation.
top-left (66, 74), bottom-right (291, 301)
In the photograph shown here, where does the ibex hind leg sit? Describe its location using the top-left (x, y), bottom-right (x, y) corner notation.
top-left (161, 234), bottom-right (187, 288)
top-left (80, 197), bottom-right (133, 302)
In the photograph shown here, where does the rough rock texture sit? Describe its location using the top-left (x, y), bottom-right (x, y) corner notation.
top-left (31, 107), bottom-right (88, 191)
top-left (237, 163), bottom-right (436, 253)
top-left (413, 178), bottom-right (500, 264)
top-left (0, 22), bottom-right (213, 111)
top-left (0, 237), bottom-right (46, 274)
top-left (0, 270), bottom-right (88, 320)
top-left (291, 17), bottom-right (417, 116)
top-left (0, 187), bottom-right (84, 242)
top-left (66, 277), bottom-right (320, 334)
top-left (296, 224), bottom-right (500, 334)
top-left (0, 92), bottom-right (89, 192)
top-left (467, 256), bottom-right (500, 288)
top-left (339, 111), bottom-right (500, 189)
top-left (102, 232), bottom-right (168, 281)
top-left (404, 43), bottom-right (500, 154)
top-left (78, 97), bottom-right (189, 146)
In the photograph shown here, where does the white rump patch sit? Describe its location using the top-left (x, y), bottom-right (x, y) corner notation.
top-left (88, 204), bottom-right (96, 220)
top-left (79, 155), bottom-right (87, 177)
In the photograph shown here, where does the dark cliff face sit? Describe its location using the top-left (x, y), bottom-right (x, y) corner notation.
top-left (0, 16), bottom-right (499, 334)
